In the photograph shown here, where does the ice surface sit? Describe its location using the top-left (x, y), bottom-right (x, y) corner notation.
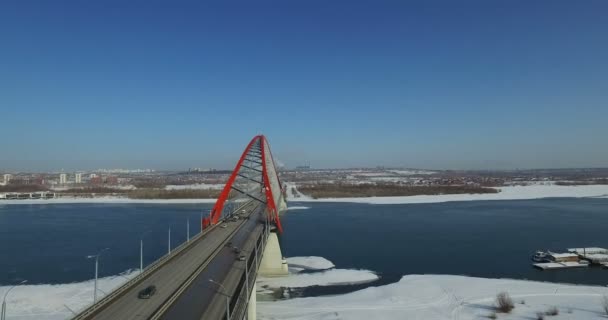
top-left (286, 206), bottom-right (311, 210)
top-left (259, 269), bottom-right (378, 289)
top-left (258, 274), bottom-right (608, 320)
top-left (286, 256), bottom-right (335, 270)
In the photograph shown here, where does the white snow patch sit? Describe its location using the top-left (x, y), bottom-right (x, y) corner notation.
top-left (258, 274), bottom-right (608, 320)
top-left (295, 184), bottom-right (608, 204)
top-left (287, 206), bottom-right (310, 210)
top-left (284, 182), bottom-right (313, 201)
top-left (258, 269), bottom-right (378, 289)
top-left (286, 256), bottom-right (335, 271)
top-left (0, 270), bottom-right (139, 320)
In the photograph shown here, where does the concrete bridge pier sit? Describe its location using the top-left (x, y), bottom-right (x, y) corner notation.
top-left (247, 283), bottom-right (256, 320)
top-left (259, 231), bottom-right (288, 276)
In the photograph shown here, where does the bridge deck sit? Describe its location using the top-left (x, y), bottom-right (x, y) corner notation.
top-left (159, 207), bottom-right (265, 319)
top-left (76, 201), bottom-right (263, 320)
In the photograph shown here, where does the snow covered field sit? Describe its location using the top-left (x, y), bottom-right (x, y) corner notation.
top-left (258, 274), bottom-right (608, 320)
top-left (288, 184), bottom-right (608, 205)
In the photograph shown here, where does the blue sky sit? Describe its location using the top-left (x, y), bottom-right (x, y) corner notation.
top-left (1, 1), bottom-right (607, 171)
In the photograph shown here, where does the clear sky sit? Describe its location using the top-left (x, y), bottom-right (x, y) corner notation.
top-left (1, 0), bottom-right (607, 171)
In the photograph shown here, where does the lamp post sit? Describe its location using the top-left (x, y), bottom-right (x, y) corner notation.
top-left (139, 231), bottom-right (150, 273)
top-left (208, 279), bottom-right (230, 320)
top-left (86, 248), bottom-right (109, 304)
top-left (168, 227), bottom-right (171, 254)
top-left (1, 280), bottom-right (27, 320)
top-left (186, 219), bottom-right (190, 242)
top-left (200, 212), bottom-right (203, 233)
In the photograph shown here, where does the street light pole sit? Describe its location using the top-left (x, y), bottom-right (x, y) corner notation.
top-left (200, 212), bottom-right (203, 233)
top-left (87, 248), bottom-right (109, 304)
top-left (187, 219), bottom-right (190, 242)
top-left (140, 238), bottom-right (144, 272)
top-left (1, 280), bottom-right (27, 320)
top-left (139, 231), bottom-right (149, 273)
top-left (208, 279), bottom-right (230, 320)
top-left (168, 228), bottom-right (171, 254)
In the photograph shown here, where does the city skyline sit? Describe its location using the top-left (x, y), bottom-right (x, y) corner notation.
top-left (1, 1), bottom-right (607, 171)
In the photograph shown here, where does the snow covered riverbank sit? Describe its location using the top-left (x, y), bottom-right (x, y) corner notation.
top-left (259, 274), bottom-right (608, 320)
top-left (289, 184), bottom-right (608, 205)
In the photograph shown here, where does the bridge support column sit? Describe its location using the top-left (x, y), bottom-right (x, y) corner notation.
top-left (247, 282), bottom-right (256, 320)
top-left (259, 232), bottom-right (288, 276)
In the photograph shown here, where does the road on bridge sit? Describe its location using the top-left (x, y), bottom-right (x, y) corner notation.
top-left (76, 200), bottom-right (264, 320)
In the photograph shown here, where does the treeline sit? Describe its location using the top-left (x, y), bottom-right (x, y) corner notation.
top-left (298, 183), bottom-right (498, 199)
top-left (61, 187), bottom-right (125, 194)
top-left (0, 184), bottom-right (49, 192)
top-left (555, 179), bottom-right (608, 186)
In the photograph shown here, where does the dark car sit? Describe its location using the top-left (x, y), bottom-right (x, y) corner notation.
top-left (138, 285), bottom-right (157, 299)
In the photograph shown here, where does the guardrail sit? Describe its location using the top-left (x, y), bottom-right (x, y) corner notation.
top-left (230, 223), bottom-right (270, 320)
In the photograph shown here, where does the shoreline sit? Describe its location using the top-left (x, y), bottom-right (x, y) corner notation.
top-left (1, 185), bottom-right (607, 205)
top-left (288, 184), bottom-right (608, 204)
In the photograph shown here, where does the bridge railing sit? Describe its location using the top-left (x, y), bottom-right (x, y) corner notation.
top-left (72, 220), bottom-right (222, 319)
top-left (230, 223), bottom-right (270, 320)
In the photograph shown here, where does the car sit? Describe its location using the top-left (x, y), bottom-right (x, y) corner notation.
top-left (138, 285), bottom-right (156, 299)
top-left (237, 255), bottom-right (246, 261)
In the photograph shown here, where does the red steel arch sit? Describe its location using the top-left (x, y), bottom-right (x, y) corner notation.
top-left (204, 135), bottom-right (284, 233)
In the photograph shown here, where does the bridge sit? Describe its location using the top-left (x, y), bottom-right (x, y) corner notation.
top-left (73, 135), bottom-right (288, 320)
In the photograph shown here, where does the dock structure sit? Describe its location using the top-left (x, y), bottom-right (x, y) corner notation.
top-left (533, 261), bottom-right (589, 270)
top-left (568, 247), bottom-right (608, 264)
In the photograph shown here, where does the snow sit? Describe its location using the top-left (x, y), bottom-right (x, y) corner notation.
top-left (260, 256), bottom-right (377, 290)
top-left (0, 197), bottom-right (217, 205)
top-left (284, 182), bottom-right (313, 201)
top-left (0, 270), bottom-right (139, 320)
top-left (286, 206), bottom-right (310, 210)
top-left (568, 247), bottom-right (608, 254)
top-left (286, 256), bottom-right (335, 271)
top-left (164, 183), bottom-right (224, 190)
top-left (259, 269), bottom-right (379, 289)
top-left (294, 184), bottom-right (608, 204)
top-left (258, 274), bottom-right (608, 320)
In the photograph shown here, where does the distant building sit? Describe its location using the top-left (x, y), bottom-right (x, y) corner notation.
top-left (59, 173), bottom-right (67, 184)
top-left (105, 176), bottom-right (118, 184)
top-left (75, 173), bottom-right (82, 184)
top-left (3, 174), bottom-right (12, 184)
